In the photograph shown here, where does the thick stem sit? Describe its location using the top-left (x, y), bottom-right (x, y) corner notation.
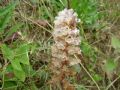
top-left (67, 0), bottom-right (71, 9)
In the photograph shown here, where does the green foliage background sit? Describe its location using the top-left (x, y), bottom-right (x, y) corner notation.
top-left (0, 0), bottom-right (120, 90)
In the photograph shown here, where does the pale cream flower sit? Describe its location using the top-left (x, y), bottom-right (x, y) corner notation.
top-left (68, 29), bottom-right (80, 36)
top-left (52, 8), bottom-right (81, 67)
top-left (54, 8), bottom-right (80, 28)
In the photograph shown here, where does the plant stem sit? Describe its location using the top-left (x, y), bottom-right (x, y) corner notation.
top-left (74, 55), bottom-right (101, 90)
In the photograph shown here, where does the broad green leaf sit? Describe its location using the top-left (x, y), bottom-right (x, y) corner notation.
top-left (1, 44), bottom-right (25, 81)
top-left (14, 69), bottom-right (25, 82)
top-left (15, 44), bottom-right (29, 65)
top-left (1, 44), bottom-right (14, 60)
top-left (4, 81), bottom-right (17, 90)
top-left (10, 58), bottom-right (22, 71)
top-left (105, 59), bottom-right (117, 72)
top-left (6, 64), bottom-right (13, 72)
top-left (1, 44), bottom-right (27, 82)
top-left (22, 64), bottom-right (35, 77)
top-left (111, 36), bottom-right (120, 49)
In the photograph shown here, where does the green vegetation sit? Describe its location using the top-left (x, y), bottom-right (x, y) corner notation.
top-left (0, 0), bottom-right (120, 90)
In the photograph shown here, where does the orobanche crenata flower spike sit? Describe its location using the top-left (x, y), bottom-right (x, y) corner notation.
top-left (52, 8), bottom-right (81, 67)
top-left (50, 9), bottom-right (81, 89)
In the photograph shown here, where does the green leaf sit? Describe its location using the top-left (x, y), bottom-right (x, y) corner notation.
top-left (1, 44), bottom-right (27, 82)
top-left (22, 64), bottom-right (35, 77)
top-left (14, 69), bottom-right (26, 82)
top-left (81, 42), bottom-right (97, 61)
top-left (71, 0), bottom-right (99, 28)
top-left (6, 64), bottom-right (13, 72)
top-left (10, 58), bottom-right (22, 71)
top-left (111, 36), bottom-right (120, 49)
top-left (105, 59), bottom-right (117, 72)
top-left (81, 42), bottom-right (93, 56)
top-left (4, 81), bottom-right (17, 90)
top-left (0, 3), bottom-right (16, 31)
top-left (15, 44), bottom-right (30, 65)
top-left (93, 74), bottom-right (102, 82)
top-left (71, 0), bottom-right (79, 9)
top-left (1, 44), bottom-right (14, 60)
top-left (0, 12), bottom-right (12, 31)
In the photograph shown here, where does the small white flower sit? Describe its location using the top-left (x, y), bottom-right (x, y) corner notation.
top-left (69, 29), bottom-right (79, 35)
top-left (73, 12), bottom-right (78, 17)
top-left (77, 19), bottom-right (81, 23)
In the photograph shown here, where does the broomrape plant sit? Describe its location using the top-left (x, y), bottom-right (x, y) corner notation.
top-left (50, 8), bottom-right (81, 89)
